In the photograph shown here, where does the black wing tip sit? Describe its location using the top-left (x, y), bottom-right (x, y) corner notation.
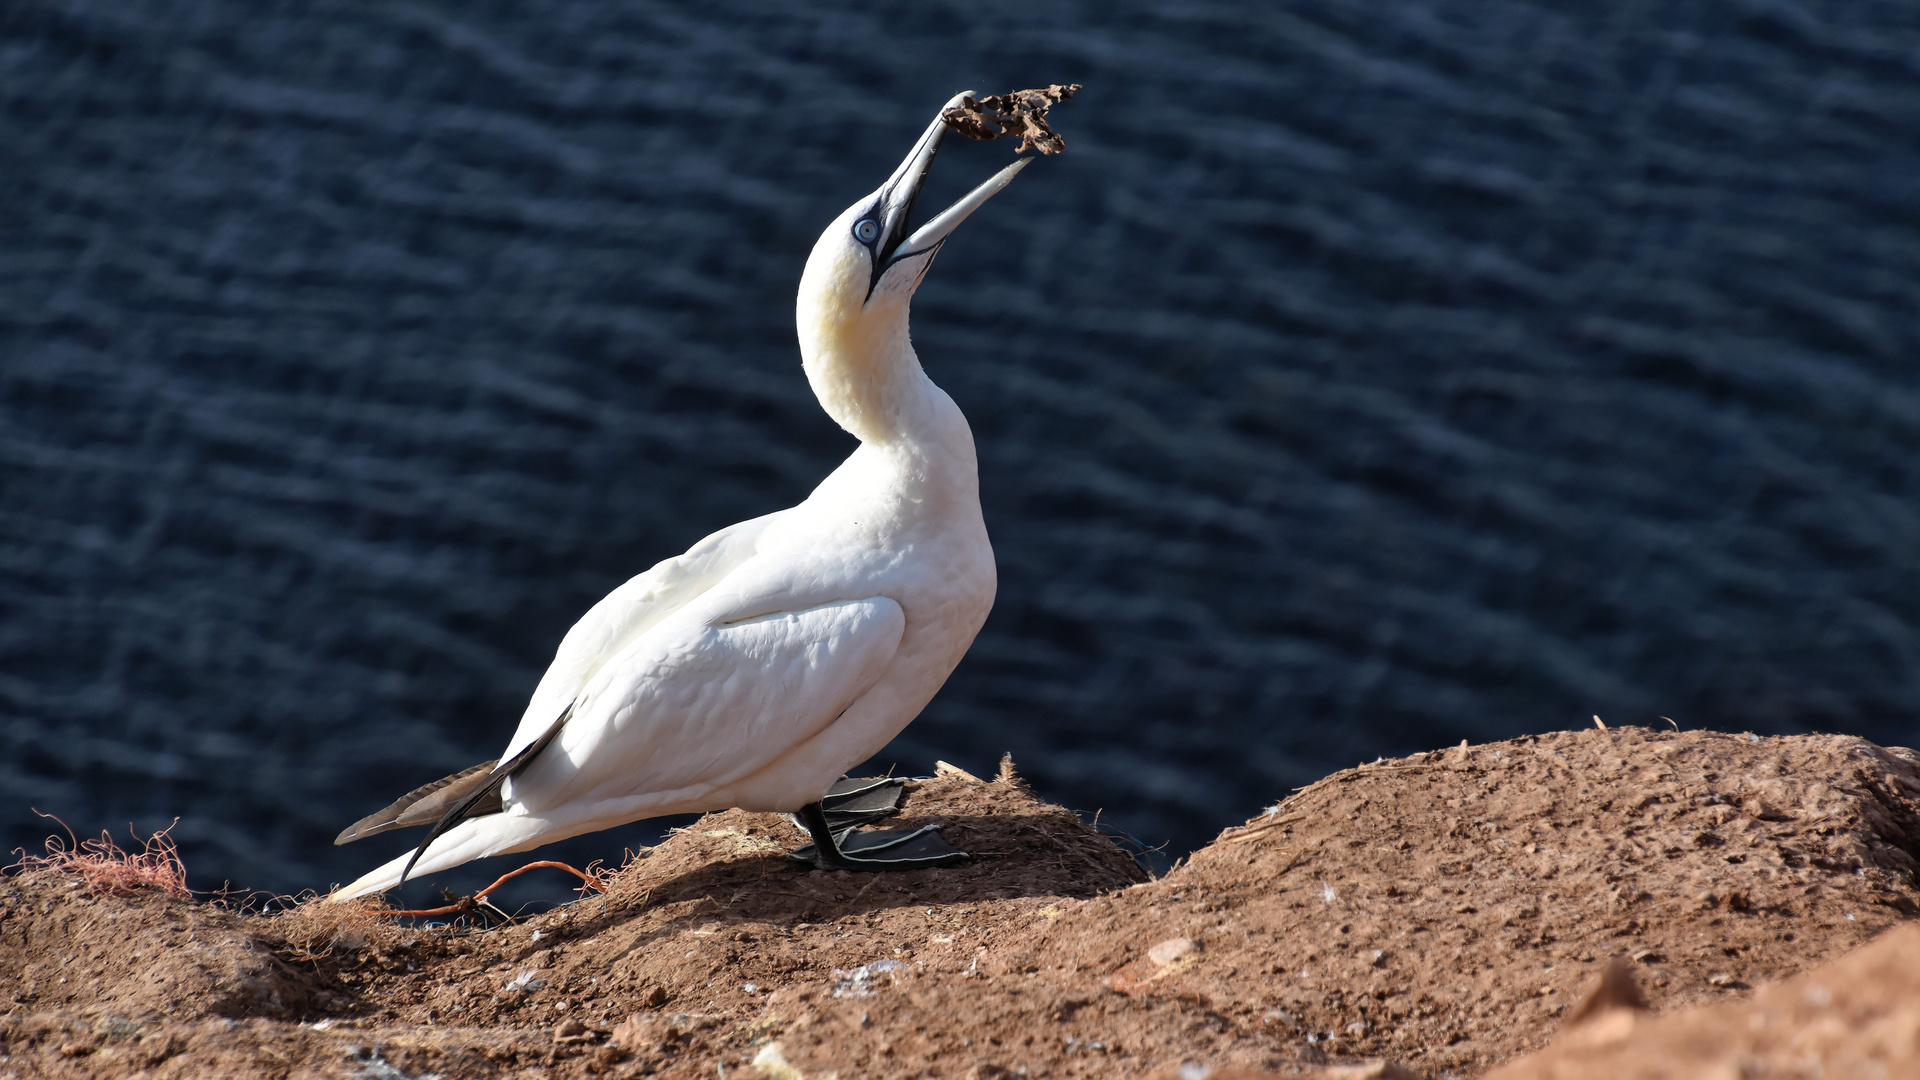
top-left (334, 818), bottom-right (395, 845)
top-left (391, 702), bottom-right (574, 891)
top-left (333, 759), bottom-right (503, 847)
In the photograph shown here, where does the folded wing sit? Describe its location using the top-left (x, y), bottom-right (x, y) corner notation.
top-left (331, 595), bottom-right (907, 898)
top-left (333, 512), bottom-right (775, 855)
top-left (494, 511), bottom-right (782, 769)
top-left (512, 596), bottom-right (908, 811)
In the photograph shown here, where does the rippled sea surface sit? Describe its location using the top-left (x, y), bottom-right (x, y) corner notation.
top-left (4, 0), bottom-right (1918, 901)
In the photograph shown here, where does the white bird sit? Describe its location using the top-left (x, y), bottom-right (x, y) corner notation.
top-left (330, 94), bottom-right (1032, 900)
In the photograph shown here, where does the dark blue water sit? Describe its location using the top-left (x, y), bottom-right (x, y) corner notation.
top-left (5, 0), bottom-right (1919, 903)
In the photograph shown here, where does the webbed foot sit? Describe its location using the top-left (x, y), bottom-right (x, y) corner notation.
top-left (787, 778), bottom-right (968, 870)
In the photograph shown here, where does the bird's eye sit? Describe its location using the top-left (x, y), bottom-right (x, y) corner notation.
top-left (853, 218), bottom-right (880, 244)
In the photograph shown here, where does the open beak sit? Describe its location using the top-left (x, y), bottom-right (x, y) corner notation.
top-left (869, 92), bottom-right (1033, 286)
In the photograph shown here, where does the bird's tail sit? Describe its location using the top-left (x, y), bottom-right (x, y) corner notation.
top-left (328, 811), bottom-right (552, 901)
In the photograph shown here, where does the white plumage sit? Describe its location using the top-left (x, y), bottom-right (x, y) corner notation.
top-left (332, 95), bottom-right (1028, 900)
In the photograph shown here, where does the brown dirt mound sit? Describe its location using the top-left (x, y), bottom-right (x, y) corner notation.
top-left (2, 728), bottom-right (1915, 1078)
top-left (1045, 726), bottom-right (1920, 1076)
top-left (1485, 922), bottom-right (1920, 1079)
top-left (0, 873), bottom-right (344, 1025)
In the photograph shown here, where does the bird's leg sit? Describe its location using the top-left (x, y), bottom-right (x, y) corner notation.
top-left (790, 799), bottom-right (968, 871)
top-left (779, 775), bottom-right (905, 836)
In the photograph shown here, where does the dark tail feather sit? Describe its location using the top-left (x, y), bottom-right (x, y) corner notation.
top-left (398, 702), bottom-right (574, 889)
top-left (334, 760), bottom-right (500, 845)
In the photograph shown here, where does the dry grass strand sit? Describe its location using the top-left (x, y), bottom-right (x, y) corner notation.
top-left (259, 892), bottom-right (410, 961)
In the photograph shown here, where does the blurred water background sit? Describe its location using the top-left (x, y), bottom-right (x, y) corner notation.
top-left (4, 0), bottom-right (1918, 906)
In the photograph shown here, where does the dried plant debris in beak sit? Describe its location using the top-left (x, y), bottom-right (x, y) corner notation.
top-left (942, 84), bottom-right (1082, 155)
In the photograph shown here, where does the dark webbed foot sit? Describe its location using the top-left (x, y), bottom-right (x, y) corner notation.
top-left (788, 777), bottom-right (969, 870)
top-left (819, 776), bottom-right (910, 827)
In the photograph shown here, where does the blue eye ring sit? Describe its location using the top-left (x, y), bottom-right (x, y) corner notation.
top-left (853, 218), bottom-right (880, 244)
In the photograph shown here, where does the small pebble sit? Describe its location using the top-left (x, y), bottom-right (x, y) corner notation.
top-left (1148, 937), bottom-right (1197, 966)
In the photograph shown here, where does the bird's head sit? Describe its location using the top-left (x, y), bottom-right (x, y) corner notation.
top-left (797, 93), bottom-right (1031, 430)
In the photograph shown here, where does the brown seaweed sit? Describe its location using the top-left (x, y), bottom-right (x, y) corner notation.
top-left (941, 83), bottom-right (1082, 155)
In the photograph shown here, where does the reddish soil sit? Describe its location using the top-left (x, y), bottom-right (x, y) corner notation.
top-left (1483, 921), bottom-right (1920, 1079)
top-left (2, 727), bottom-right (1916, 1079)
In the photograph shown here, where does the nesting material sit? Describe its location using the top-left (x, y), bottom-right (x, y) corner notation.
top-left (942, 84), bottom-right (1082, 155)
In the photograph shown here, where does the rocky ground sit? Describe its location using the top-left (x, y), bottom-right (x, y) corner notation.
top-left (2, 726), bottom-right (1917, 1079)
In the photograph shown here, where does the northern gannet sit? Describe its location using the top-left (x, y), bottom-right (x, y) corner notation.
top-left (330, 95), bottom-right (1030, 900)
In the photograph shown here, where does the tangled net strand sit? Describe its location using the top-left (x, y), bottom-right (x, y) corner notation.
top-left (8, 813), bottom-right (192, 900)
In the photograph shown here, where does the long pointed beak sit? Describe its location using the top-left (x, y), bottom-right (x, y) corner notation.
top-left (871, 93), bottom-right (1033, 278)
top-left (869, 95), bottom-right (963, 260)
top-left (894, 158), bottom-right (1031, 261)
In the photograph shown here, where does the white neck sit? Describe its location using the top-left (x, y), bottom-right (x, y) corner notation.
top-left (796, 252), bottom-right (938, 447)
